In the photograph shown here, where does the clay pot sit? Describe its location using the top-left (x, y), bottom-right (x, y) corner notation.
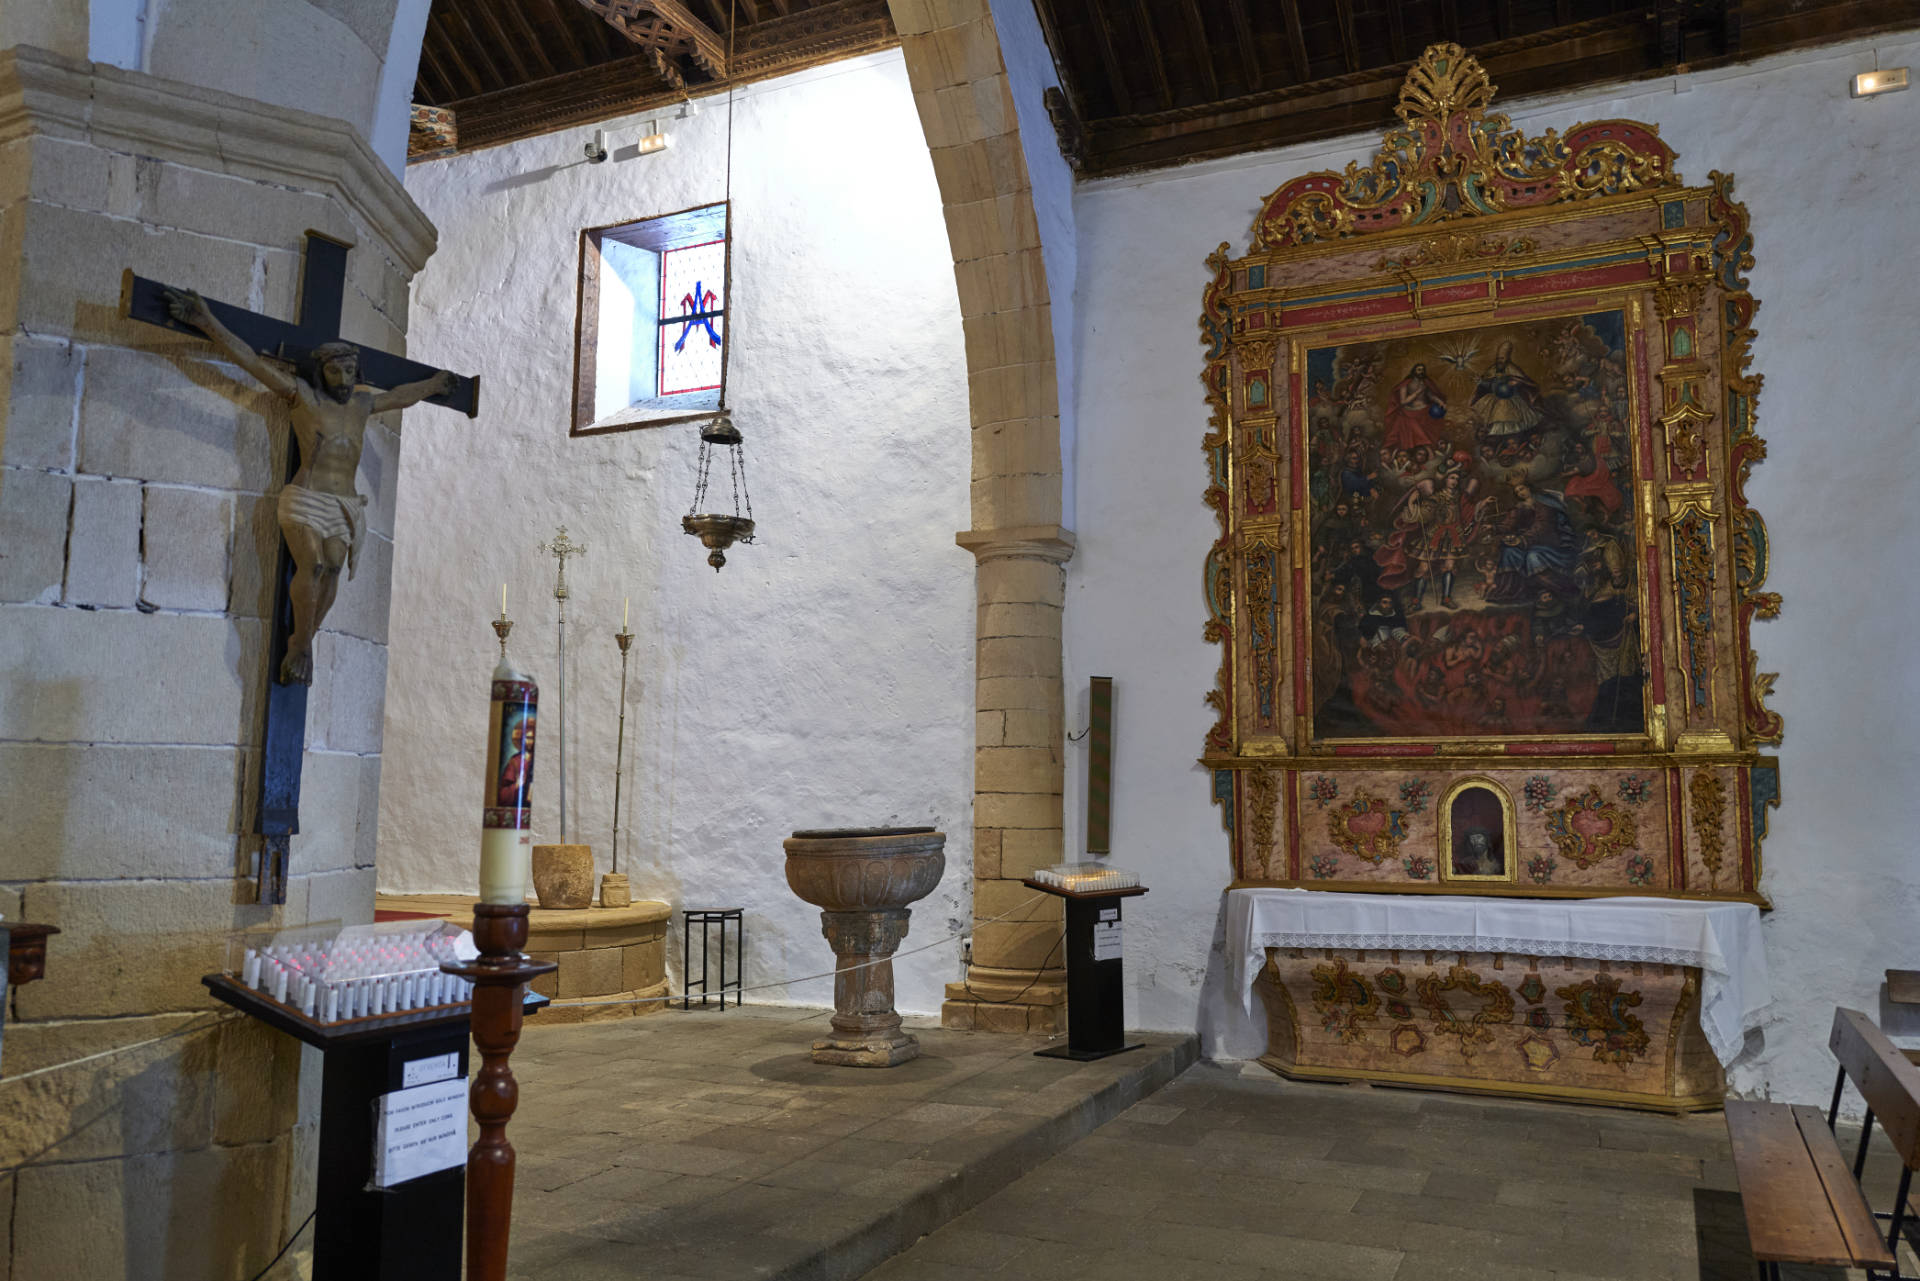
top-left (784, 827), bottom-right (945, 1068)
top-left (531, 844), bottom-right (594, 910)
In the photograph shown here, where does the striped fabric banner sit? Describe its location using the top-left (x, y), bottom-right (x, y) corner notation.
top-left (1087, 676), bottom-right (1114, 854)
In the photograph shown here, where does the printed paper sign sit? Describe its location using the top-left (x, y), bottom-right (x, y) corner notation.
top-left (373, 1076), bottom-right (466, 1188)
top-left (1092, 920), bottom-right (1123, 962)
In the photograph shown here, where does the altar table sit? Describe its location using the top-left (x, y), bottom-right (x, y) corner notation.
top-left (1226, 889), bottom-right (1770, 1111)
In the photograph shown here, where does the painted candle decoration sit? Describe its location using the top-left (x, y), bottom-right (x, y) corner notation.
top-left (479, 653), bottom-right (539, 904)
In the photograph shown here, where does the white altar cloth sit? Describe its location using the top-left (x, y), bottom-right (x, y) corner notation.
top-left (1226, 889), bottom-right (1770, 1065)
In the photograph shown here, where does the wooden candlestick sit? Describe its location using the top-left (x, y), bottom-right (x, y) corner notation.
top-left (442, 903), bottom-right (555, 1281)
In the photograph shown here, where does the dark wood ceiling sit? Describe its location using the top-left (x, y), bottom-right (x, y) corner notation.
top-left (410, 0), bottom-right (896, 158)
top-left (1032, 0), bottom-right (1920, 177)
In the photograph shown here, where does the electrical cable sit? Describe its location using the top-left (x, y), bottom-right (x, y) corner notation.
top-left (544, 891), bottom-right (1051, 1010)
top-left (242, 1209), bottom-right (315, 1281)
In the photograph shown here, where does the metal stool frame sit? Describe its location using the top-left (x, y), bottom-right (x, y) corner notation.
top-left (681, 908), bottom-right (743, 1010)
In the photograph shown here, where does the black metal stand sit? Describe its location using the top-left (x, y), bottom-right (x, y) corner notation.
top-left (1023, 880), bottom-right (1147, 1062)
top-left (203, 974), bottom-right (546, 1281)
top-left (682, 908), bottom-right (743, 1009)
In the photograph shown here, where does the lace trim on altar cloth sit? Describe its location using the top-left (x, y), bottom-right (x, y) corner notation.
top-left (1249, 932), bottom-right (1719, 971)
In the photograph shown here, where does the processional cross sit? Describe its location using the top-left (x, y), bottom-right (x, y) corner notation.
top-left (125, 231), bottom-right (479, 903)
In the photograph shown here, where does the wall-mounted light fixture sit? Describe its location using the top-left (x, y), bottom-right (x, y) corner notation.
top-left (1852, 67), bottom-right (1910, 98)
top-left (638, 120), bottom-right (671, 155)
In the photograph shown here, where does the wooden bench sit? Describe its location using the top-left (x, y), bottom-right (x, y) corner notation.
top-left (1727, 1008), bottom-right (1920, 1280)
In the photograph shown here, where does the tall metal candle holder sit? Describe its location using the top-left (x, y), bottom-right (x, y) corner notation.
top-left (602, 624), bottom-right (635, 908)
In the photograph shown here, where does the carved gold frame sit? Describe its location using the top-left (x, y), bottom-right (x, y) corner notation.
top-left (1198, 44), bottom-right (1782, 903)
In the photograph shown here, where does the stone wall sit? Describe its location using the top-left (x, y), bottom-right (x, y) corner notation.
top-left (0, 46), bottom-right (433, 1278)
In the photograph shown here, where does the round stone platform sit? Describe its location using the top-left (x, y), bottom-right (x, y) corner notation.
top-left (374, 893), bottom-right (672, 1023)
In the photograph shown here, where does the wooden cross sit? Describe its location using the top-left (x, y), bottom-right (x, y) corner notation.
top-left (125, 231), bottom-right (479, 904)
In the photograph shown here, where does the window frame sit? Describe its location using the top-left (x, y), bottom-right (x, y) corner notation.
top-left (569, 200), bottom-right (732, 437)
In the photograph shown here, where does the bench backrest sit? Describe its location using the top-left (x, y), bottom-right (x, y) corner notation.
top-left (1831, 1007), bottom-right (1920, 1168)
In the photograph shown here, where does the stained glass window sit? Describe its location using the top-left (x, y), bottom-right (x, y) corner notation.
top-left (658, 239), bottom-right (726, 396)
top-left (571, 202), bottom-right (728, 435)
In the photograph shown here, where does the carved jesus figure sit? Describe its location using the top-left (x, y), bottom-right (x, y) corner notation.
top-left (166, 289), bottom-right (456, 684)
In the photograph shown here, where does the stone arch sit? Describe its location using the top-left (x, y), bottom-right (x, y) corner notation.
top-left (886, 1), bottom-right (1071, 1031)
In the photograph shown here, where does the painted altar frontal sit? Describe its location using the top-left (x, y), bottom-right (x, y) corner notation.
top-left (1196, 46), bottom-right (1783, 1108)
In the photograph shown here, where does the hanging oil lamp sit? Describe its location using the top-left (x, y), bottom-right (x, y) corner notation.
top-left (682, 412), bottom-right (754, 571)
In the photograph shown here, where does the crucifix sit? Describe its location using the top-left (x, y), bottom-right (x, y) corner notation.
top-left (124, 230), bottom-right (479, 904)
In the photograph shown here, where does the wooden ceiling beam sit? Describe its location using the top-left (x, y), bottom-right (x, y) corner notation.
top-left (578, 0), bottom-right (729, 75)
top-left (1087, 2), bottom-right (1136, 116)
top-left (500, 0), bottom-right (559, 78)
top-left (472, 0), bottom-right (534, 84)
top-left (1180, 0), bottom-right (1219, 101)
top-left (450, 6), bottom-right (512, 92)
top-left (430, 11), bottom-right (490, 96)
top-left (1332, 0), bottom-right (1360, 73)
top-left (1222, 0), bottom-right (1262, 92)
top-left (1385, 1), bottom-right (1407, 62)
top-left (538, 0), bottom-right (590, 66)
top-left (416, 38), bottom-right (459, 102)
top-left (1278, 0), bottom-right (1311, 82)
top-left (1131, 0), bottom-right (1173, 110)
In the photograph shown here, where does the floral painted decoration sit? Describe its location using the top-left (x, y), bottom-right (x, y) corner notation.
top-left (1403, 853), bottom-right (1435, 880)
top-left (1557, 973), bottom-right (1651, 1065)
top-left (1525, 853), bottom-right (1557, 884)
top-left (1308, 853), bottom-right (1341, 879)
top-left (1523, 775), bottom-right (1557, 813)
top-left (1308, 775), bottom-right (1340, 808)
top-left (1398, 778), bottom-right (1434, 813)
top-left (1626, 854), bottom-right (1655, 886)
top-left (1617, 774), bottom-right (1652, 806)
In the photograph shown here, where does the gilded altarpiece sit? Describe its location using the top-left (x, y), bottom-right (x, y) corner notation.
top-left (1200, 46), bottom-right (1782, 908)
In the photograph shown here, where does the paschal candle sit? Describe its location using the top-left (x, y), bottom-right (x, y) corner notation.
top-left (479, 652), bottom-right (539, 904)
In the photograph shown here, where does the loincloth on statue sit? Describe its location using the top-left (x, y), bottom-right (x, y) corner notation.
top-left (276, 483), bottom-right (366, 579)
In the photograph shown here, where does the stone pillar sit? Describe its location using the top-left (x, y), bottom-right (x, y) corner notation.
top-left (886, 0), bottom-right (1074, 1034)
top-left (0, 45), bottom-right (432, 1279)
top-left (943, 526), bottom-right (1072, 1031)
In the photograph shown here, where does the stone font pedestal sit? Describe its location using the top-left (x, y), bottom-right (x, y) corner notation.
top-left (814, 907), bottom-right (918, 1067)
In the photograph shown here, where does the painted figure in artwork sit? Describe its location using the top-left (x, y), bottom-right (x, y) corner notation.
top-left (1305, 312), bottom-right (1644, 740)
top-left (496, 709), bottom-right (537, 809)
top-left (1383, 362), bottom-right (1448, 451)
top-left (1471, 340), bottom-right (1545, 457)
top-left (165, 290), bottom-right (456, 684)
top-left (1448, 786), bottom-right (1508, 877)
top-left (1486, 480), bottom-right (1578, 604)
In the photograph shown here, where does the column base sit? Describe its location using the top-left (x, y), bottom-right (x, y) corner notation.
top-left (812, 1030), bottom-right (920, 1067)
top-left (941, 967), bottom-right (1068, 1033)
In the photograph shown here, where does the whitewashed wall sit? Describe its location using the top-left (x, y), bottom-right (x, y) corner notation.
top-left (380, 50), bottom-right (976, 1015)
top-left (1064, 34), bottom-right (1920, 1104)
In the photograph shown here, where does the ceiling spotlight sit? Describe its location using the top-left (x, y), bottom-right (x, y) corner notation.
top-left (584, 128), bottom-right (609, 163)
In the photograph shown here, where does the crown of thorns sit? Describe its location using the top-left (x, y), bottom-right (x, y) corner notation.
top-left (310, 341), bottom-right (359, 363)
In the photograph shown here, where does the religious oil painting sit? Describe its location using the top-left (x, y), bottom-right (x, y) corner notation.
top-left (1305, 310), bottom-right (1645, 742)
top-left (1441, 781), bottom-right (1513, 882)
top-left (496, 706), bottom-right (536, 810)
